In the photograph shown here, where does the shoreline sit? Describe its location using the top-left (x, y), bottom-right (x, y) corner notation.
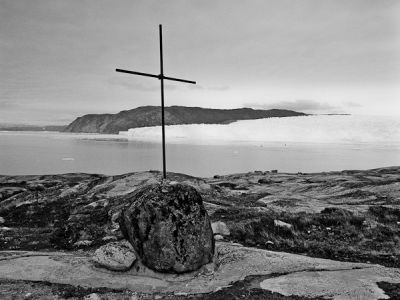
top-left (1, 165), bottom-right (400, 179)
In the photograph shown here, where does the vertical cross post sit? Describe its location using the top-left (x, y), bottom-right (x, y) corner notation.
top-left (116, 25), bottom-right (196, 180)
top-left (159, 25), bottom-right (166, 179)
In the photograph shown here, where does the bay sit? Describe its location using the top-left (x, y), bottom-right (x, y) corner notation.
top-left (1, 115), bottom-right (399, 177)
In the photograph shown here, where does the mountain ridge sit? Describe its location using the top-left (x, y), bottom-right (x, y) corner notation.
top-left (63, 105), bottom-right (307, 134)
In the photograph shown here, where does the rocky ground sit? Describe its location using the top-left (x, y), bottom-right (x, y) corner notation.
top-left (1, 167), bottom-right (400, 299)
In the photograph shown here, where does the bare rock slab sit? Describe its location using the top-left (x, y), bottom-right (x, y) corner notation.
top-left (260, 268), bottom-right (393, 300)
top-left (119, 182), bottom-right (214, 273)
top-left (1, 244), bottom-right (399, 298)
top-left (92, 240), bottom-right (136, 271)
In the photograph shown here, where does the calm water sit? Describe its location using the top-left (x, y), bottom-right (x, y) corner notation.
top-left (1, 130), bottom-right (399, 177)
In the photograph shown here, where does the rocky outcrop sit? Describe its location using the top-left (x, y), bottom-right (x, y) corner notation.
top-left (0, 172), bottom-right (162, 251)
top-left (1, 167), bottom-right (400, 268)
top-left (63, 106), bottom-right (307, 134)
top-left (0, 167), bottom-right (400, 299)
top-left (92, 240), bottom-right (136, 271)
top-left (119, 182), bottom-right (214, 273)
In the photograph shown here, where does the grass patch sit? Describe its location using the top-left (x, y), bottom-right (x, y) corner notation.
top-left (214, 206), bottom-right (400, 267)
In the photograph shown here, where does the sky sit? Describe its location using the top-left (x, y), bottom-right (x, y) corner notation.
top-left (0, 0), bottom-right (399, 125)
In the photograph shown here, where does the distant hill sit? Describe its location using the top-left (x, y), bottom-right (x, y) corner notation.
top-left (63, 106), bottom-right (307, 134)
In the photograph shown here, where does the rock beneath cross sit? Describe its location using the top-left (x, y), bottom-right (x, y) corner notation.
top-left (119, 181), bottom-right (214, 273)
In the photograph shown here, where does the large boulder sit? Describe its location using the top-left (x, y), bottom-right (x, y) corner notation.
top-left (119, 182), bottom-right (214, 273)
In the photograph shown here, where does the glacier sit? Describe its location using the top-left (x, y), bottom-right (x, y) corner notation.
top-left (119, 115), bottom-right (400, 146)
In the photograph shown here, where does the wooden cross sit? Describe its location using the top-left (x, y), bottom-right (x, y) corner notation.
top-left (116, 24), bottom-right (196, 179)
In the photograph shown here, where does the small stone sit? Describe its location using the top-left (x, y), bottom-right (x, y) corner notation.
top-left (24, 292), bottom-right (32, 299)
top-left (111, 211), bottom-right (121, 224)
top-left (84, 293), bottom-right (100, 300)
top-left (214, 234), bottom-right (224, 241)
top-left (213, 182), bottom-right (237, 189)
top-left (0, 217), bottom-right (5, 224)
top-left (73, 240), bottom-right (93, 247)
top-left (110, 211), bottom-right (121, 233)
top-left (274, 220), bottom-right (293, 230)
top-left (92, 240), bottom-right (136, 271)
top-left (202, 261), bottom-right (216, 274)
top-left (233, 184), bottom-right (249, 190)
top-left (27, 183), bottom-right (45, 191)
top-left (229, 242), bottom-right (243, 246)
top-left (102, 235), bottom-right (118, 242)
top-left (363, 219), bottom-right (378, 229)
top-left (212, 221), bottom-right (230, 236)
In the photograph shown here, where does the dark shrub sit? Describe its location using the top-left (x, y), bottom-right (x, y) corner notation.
top-left (369, 206), bottom-right (400, 223)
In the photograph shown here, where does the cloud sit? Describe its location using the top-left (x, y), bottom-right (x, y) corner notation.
top-left (344, 101), bottom-right (363, 108)
top-left (247, 99), bottom-right (341, 113)
top-left (0, 100), bottom-right (18, 109)
top-left (107, 77), bottom-right (177, 91)
top-left (188, 84), bottom-right (229, 91)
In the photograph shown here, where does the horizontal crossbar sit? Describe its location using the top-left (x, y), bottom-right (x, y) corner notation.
top-left (115, 68), bottom-right (196, 84)
top-left (163, 76), bottom-right (196, 84)
top-left (115, 69), bottom-right (159, 79)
